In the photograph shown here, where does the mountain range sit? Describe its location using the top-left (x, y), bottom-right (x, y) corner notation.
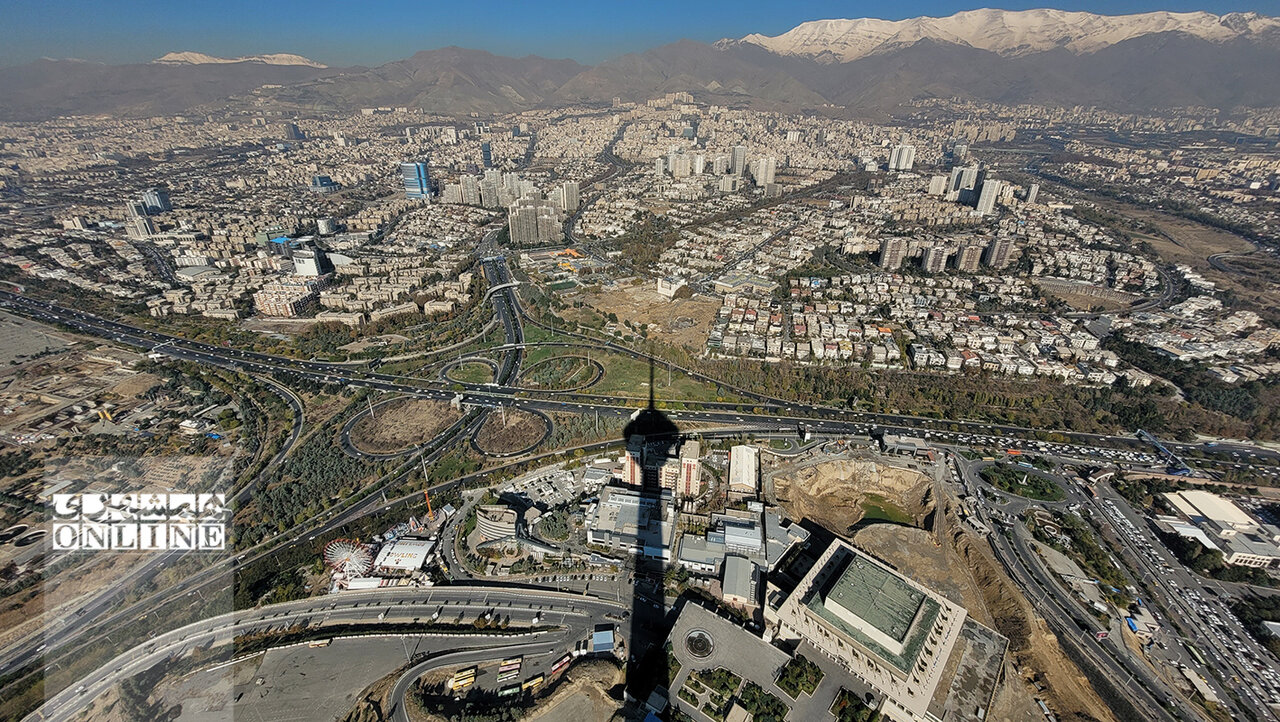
top-left (1, 9), bottom-right (1277, 121)
top-left (152, 52), bottom-right (328, 68)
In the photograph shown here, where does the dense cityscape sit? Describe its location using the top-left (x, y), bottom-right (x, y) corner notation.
top-left (1, 5), bottom-right (1280, 722)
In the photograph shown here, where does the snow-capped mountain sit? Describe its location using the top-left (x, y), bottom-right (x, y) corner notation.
top-left (152, 51), bottom-right (327, 68)
top-left (721, 9), bottom-right (1280, 63)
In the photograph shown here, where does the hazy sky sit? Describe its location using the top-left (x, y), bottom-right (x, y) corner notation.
top-left (0, 0), bottom-right (1272, 67)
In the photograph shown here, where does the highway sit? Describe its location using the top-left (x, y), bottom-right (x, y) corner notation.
top-left (4, 250), bottom-right (1280, 721)
top-left (954, 450), bottom-right (1279, 721)
top-left (953, 455), bottom-right (1185, 722)
top-left (30, 585), bottom-right (627, 722)
top-left (2, 285), bottom-right (1276, 478)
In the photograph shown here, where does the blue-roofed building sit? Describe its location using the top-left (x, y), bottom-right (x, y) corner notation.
top-left (401, 160), bottom-right (431, 199)
top-left (590, 624), bottom-right (615, 655)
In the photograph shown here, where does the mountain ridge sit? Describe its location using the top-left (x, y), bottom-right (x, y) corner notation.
top-left (153, 51), bottom-right (328, 68)
top-left (720, 8), bottom-right (1280, 62)
top-left (1, 9), bottom-right (1278, 120)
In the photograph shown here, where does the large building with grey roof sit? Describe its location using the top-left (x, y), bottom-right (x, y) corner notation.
top-left (770, 538), bottom-right (968, 722)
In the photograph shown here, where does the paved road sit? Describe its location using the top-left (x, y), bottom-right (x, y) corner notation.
top-left (955, 451), bottom-right (1279, 721)
top-left (29, 585), bottom-right (627, 722)
top-left (953, 456), bottom-right (1185, 721)
top-left (3, 289), bottom-right (1276, 478)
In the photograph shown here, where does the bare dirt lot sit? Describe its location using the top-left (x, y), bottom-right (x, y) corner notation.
top-left (526, 660), bottom-right (625, 721)
top-left (954, 520), bottom-right (1118, 722)
top-left (770, 457), bottom-right (932, 535)
top-left (105, 372), bottom-right (163, 399)
top-left (1101, 203), bottom-right (1280, 318)
top-left (474, 408), bottom-right (548, 455)
top-left (349, 399), bottom-right (461, 453)
top-left (583, 285), bottom-right (721, 349)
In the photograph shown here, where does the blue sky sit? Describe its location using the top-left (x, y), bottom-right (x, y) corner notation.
top-left (0, 0), bottom-right (1271, 67)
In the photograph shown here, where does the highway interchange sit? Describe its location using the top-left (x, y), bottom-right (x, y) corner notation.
top-left (4, 246), bottom-right (1280, 722)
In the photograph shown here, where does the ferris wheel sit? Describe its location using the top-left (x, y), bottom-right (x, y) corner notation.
top-left (322, 538), bottom-right (373, 578)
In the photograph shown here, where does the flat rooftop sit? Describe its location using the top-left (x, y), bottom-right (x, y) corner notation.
top-left (805, 549), bottom-right (941, 673)
top-left (826, 554), bottom-right (925, 643)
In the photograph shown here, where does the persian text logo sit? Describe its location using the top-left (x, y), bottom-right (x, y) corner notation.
top-left (50, 493), bottom-right (228, 551)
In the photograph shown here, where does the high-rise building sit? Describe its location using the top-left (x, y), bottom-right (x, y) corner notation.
top-left (921, 245), bottom-right (949, 273)
top-left (713, 155), bottom-right (729, 175)
top-left (670, 153), bottom-right (692, 178)
top-left (400, 161), bottom-right (431, 199)
top-left (878, 237), bottom-right (908, 270)
top-left (731, 145), bottom-right (747, 177)
top-left (461, 175), bottom-right (481, 206)
top-left (953, 141), bottom-right (969, 161)
top-left (955, 244), bottom-right (983, 272)
top-left (1026, 183), bottom-right (1040, 205)
top-left (507, 198), bottom-right (562, 245)
top-left (559, 181), bottom-right (579, 212)
top-left (752, 156), bottom-right (776, 186)
top-left (888, 144), bottom-right (916, 171)
top-left (125, 214), bottom-right (155, 240)
top-left (678, 441), bottom-right (702, 497)
top-left (624, 437), bottom-right (645, 487)
top-left (951, 164), bottom-right (982, 192)
top-left (141, 188), bottom-right (171, 213)
top-left (481, 141), bottom-right (493, 169)
top-left (975, 179), bottom-right (1002, 215)
top-left (479, 179), bottom-right (501, 208)
top-left (927, 175), bottom-right (948, 196)
top-left (292, 248), bottom-right (326, 277)
top-left (281, 122), bottom-right (304, 141)
top-left (692, 154), bottom-right (706, 175)
top-left (983, 237), bottom-right (1015, 269)
top-left (317, 217), bottom-right (337, 235)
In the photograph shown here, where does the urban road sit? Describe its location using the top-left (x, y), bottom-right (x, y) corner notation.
top-left (3, 252), bottom-right (1279, 719)
top-left (32, 586), bottom-right (628, 722)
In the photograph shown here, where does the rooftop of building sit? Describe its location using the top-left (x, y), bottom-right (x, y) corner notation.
top-left (804, 547), bottom-right (941, 674)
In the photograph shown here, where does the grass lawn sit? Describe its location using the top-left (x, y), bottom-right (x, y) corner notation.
top-left (981, 463), bottom-right (1065, 501)
top-left (445, 361), bottom-right (494, 384)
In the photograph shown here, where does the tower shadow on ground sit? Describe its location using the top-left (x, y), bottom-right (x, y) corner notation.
top-left (619, 358), bottom-right (679, 710)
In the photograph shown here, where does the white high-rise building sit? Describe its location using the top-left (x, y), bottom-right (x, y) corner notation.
top-left (508, 198), bottom-right (562, 245)
top-left (731, 145), bottom-right (747, 177)
top-left (888, 144), bottom-right (916, 171)
top-left (752, 156), bottom-right (777, 187)
top-left (975, 180), bottom-right (1002, 215)
top-left (461, 175), bottom-right (481, 206)
top-left (692, 154), bottom-right (706, 175)
top-left (927, 175), bottom-right (948, 196)
top-left (559, 181), bottom-right (579, 212)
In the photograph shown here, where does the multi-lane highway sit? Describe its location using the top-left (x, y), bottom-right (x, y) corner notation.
top-left (5, 250), bottom-right (1280, 722)
top-left (32, 585), bottom-right (627, 722)
top-left (954, 450), bottom-right (1279, 722)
